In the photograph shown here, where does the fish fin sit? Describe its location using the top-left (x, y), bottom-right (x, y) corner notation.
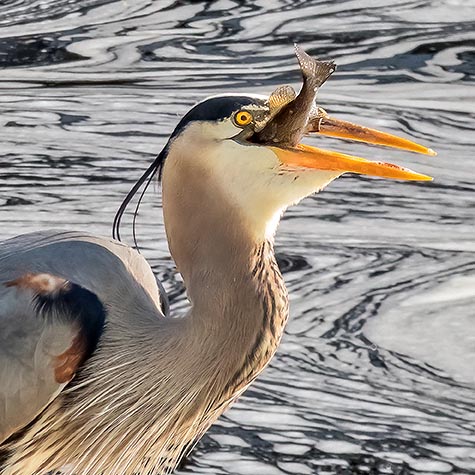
top-left (294, 43), bottom-right (336, 89)
top-left (268, 85), bottom-right (296, 115)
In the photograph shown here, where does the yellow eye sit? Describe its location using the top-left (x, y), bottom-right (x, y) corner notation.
top-left (234, 110), bottom-right (253, 127)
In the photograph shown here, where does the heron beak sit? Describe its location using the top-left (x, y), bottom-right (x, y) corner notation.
top-left (270, 116), bottom-right (435, 181)
top-left (311, 115), bottom-right (437, 157)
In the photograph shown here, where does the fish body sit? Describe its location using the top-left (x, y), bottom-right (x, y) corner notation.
top-left (255, 45), bottom-right (335, 147)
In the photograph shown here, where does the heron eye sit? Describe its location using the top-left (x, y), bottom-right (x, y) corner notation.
top-left (234, 110), bottom-right (253, 127)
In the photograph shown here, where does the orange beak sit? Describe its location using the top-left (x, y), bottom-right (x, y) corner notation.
top-left (270, 114), bottom-right (435, 181)
top-left (313, 115), bottom-right (436, 157)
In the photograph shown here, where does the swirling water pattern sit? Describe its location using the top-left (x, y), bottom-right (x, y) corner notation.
top-left (0, 1), bottom-right (474, 474)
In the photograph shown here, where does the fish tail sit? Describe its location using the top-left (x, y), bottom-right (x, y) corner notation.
top-left (294, 43), bottom-right (336, 88)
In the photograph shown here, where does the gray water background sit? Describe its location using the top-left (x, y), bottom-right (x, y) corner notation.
top-left (0, 1), bottom-right (474, 474)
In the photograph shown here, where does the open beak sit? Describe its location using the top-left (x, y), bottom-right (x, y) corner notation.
top-left (270, 114), bottom-right (435, 181)
top-left (312, 114), bottom-right (436, 157)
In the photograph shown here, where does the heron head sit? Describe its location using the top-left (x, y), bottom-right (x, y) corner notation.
top-left (161, 92), bottom-right (434, 240)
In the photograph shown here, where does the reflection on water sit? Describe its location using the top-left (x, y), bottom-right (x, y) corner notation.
top-left (1, 0), bottom-right (474, 473)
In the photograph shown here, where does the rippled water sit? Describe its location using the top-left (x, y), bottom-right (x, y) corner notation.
top-left (1, 0), bottom-right (474, 474)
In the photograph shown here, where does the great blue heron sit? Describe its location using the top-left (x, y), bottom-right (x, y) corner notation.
top-left (0, 47), bottom-right (434, 475)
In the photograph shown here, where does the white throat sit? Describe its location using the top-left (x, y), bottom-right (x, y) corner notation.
top-left (165, 122), bottom-right (341, 241)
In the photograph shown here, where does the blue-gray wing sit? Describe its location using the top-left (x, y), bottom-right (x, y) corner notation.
top-left (0, 272), bottom-right (106, 443)
top-left (0, 229), bottom-right (167, 444)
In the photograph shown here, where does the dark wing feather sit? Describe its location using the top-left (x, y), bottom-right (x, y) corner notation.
top-left (0, 272), bottom-right (105, 443)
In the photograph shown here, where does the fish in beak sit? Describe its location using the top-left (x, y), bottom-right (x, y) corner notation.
top-left (254, 45), bottom-right (436, 181)
top-left (254, 44), bottom-right (336, 146)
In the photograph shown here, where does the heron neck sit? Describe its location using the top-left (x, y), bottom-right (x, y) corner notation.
top-left (162, 159), bottom-right (289, 387)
